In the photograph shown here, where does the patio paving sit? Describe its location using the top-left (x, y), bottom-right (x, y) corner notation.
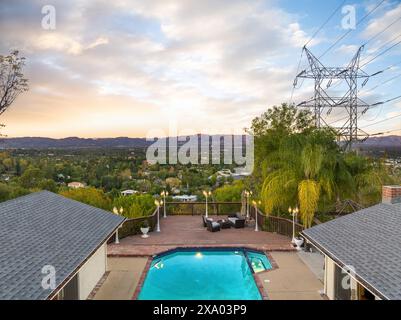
top-left (259, 252), bottom-right (324, 300)
top-left (108, 215), bottom-right (294, 256)
top-left (92, 257), bottom-right (148, 300)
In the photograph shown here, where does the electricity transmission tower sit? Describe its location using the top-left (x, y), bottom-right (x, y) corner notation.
top-left (294, 45), bottom-right (373, 149)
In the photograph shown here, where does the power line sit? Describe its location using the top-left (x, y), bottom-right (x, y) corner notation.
top-left (324, 93), bottom-right (401, 127)
top-left (327, 114), bottom-right (350, 126)
top-left (292, 0), bottom-right (398, 146)
top-left (381, 59), bottom-right (401, 72)
top-left (304, 0), bottom-right (347, 47)
top-left (363, 14), bottom-right (401, 46)
top-left (318, 1), bottom-right (394, 91)
top-left (362, 72), bottom-right (401, 94)
top-left (361, 110), bottom-right (401, 129)
top-left (370, 94), bottom-right (401, 106)
top-left (360, 38), bottom-right (401, 68)
top-left (318, 0), bottom-right (386, 59)
top-left (369, 128), bottom-right (401, 136)
top-left (289, 50), bottom-right (304, 105)
top-left (362, 31), bottom-right (401, 59)
top-left (329, 36), bottom-right (401, 91)
top-left (291, 0), bottom-right (348, 104)
top-left (363, 103), bottom-right (385, 122)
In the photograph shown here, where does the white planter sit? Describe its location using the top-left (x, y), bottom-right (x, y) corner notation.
top-left (294, 237), bottom-right (304, 250)
top-left (141, 227), bottom-right (150, 238)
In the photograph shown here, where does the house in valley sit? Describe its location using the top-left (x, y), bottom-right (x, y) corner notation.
top-left (67, 181), bottom-right (86, 189)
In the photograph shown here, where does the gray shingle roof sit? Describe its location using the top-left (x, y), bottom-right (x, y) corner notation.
top-left (302, 202), bottom-right (401, 300)
top-left (0, 191), bottom-right (125, 300)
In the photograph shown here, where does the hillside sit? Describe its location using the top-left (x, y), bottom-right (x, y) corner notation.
top-left (0, 135), bottom-right (247, 149)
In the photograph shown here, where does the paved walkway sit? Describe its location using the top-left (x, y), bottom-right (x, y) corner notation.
top-left (297, 250), bottom-right (325, 282)
top-left (109, 215), bottom-right (293, 256)
top-left (258, 252), bottom-right (324, 300)
top-left (93, 257), bottom-right (148, 300)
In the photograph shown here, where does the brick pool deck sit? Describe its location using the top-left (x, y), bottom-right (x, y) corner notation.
top-left (99, 216), bottom-right (325, 300)
top-left (108, 215), bottom-right (294, 256)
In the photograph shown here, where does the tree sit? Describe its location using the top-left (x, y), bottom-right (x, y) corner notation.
top-left (214, 180), bottom-right (244, 202)
top-left (59, 187), bottom-right (111, 210)
top-left (0, 51), bottom-right (28, 117)
top-left (249, 103), bottom-right (313, 137)
top-left (260, 130), bottom-right (342, 228)
top-left (15, 160), bottom-right (21, 176)
top-left (0, 183), bottom-right (11, 202)
top-left (253, 104), bottom-right (389, 228)
top-left (0, 182), bottom-right (29, 202)
top-left (38, 179), bottom-right (58, 193)
top-left (248, 103), bottom-right (314, 189)
top-left (112, 194), bottom-right (155, 218)
top-left (165, 177), bottom-right (181, 188)
top-left (19, 166), bottom-right (43, 189)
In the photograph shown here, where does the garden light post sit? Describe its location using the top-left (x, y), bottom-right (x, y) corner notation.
top-left (203, 190), bottom-right (211, 218)
top-left (161, 190), bottom-right (168, 218)
top-left (252, 200), bottom-right (261, 232)
top-left (244, 190), bottom-right (252, 219)
top-left (112, 206), bottom-right (124, 244)
top-left (244, 191), bottom-right (248, 218)
top-left (289, 206), bottom-right (299, 244)
top-left (154, 200), bottom-right (163, 232)
top-left (289, 207), bottom-right (294, 243)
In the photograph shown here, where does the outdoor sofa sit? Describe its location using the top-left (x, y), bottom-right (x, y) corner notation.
top-left (206, 218), bottom-right (221, 232)
top-left (227, 213), bottom-right (246, 228)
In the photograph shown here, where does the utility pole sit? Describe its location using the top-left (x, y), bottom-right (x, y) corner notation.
top-left (294, 45), bottom-right (374, 150)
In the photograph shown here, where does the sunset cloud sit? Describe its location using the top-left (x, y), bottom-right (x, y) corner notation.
top-left (0, 0), bottom-right (400, 137)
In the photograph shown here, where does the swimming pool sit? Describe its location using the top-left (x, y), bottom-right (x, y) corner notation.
top-left (138, 248), bottom-right (272, 300)
top-left (246, 250), bottom-right (273, 273)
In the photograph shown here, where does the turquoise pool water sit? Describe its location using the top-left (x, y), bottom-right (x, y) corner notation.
top-left (246, 251), bottom-right (273, 273)
top-left (138, 249), bottom-right (271, 300)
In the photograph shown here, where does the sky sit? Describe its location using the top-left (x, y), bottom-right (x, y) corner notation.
top-left (0, 0), bottom-right (401, 138)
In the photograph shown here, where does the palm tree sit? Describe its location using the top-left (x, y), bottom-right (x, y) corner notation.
top-left (261, 131), bottom-right (350, 228)
top-left (252, 104), bottom-right (390, 227)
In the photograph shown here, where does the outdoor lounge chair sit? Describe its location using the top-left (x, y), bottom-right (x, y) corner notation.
top-left (206, 219), bottom-right (221, 232)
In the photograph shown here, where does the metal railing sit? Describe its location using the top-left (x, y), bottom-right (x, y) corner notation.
top-left (167, 201), bottom-right (242, 216)
top-left (117, 202), bottom-right (303, 239)
top-left (118, 207), bottom-right (158, 239)
top-left (250, 206), bottom-right (304, 237)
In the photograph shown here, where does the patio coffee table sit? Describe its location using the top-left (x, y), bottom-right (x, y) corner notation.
top-left (217, 219), bottom-right (231, 229)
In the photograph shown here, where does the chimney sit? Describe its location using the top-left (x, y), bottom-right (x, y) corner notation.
top-left (382, 186), bottom-right (401, 204)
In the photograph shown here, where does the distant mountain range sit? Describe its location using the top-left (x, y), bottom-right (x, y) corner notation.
top-left (0, 135), bottom-right (399, 149)
top-left (0, 135), bottom-right (247, 149)
top-left (0, 137), bottom-right (152, 149)
top-left (355, 135), bottom-right (401, 148)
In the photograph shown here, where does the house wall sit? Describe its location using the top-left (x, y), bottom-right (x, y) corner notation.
top-left (77, 243), bottom-right (106, 300)
top-left (324, 255), bottom-right (365, 300)
top-left (324, 256), bottom-right (335, 299)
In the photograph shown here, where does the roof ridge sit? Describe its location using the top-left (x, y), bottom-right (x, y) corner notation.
top-left (0, 190), bottom-right (50, 206)
top-left (0, 190), bottom-right (123, 218)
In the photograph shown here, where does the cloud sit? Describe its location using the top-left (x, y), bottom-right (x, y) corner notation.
top-left (362, 2), bottom-right (401, 54)
top-left (0, 0), bottom-right (312, 137)
top-left (335, 44), bottom-right (360, 55)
